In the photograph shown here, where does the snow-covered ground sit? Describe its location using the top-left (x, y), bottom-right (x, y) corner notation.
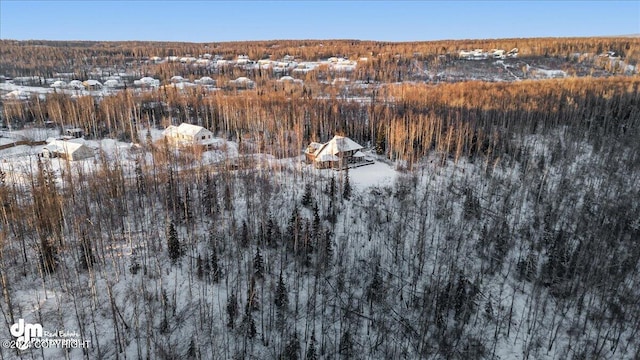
top-left (343, 161), bottom-right (396, 189)
top-left (0, 125), bottom-right (637, 360)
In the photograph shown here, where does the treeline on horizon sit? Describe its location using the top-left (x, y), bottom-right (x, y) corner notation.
top-left (3, 76), bottom-right (639, 168)
top-left (0, 36), bottom-right (638, 78)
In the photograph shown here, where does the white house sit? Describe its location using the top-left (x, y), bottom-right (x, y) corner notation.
top-left (83, 80), bottom-right (103, 90)
top-left (50, 80), bottom-right (67, 88)
top-left (134, 77), bottom-right (160, 88)
top-left (491, 49), bottom-right (506, 59)
top-left (68, 80), bottom-right (85, 90)
top-left (195, 58), bottom-right (211, 66)
top-left (162, 123), bottom-right (215, 148)
top-left (103, 79), bottom-right (120, 88)
top-left (170, 75), bottom-right (185, 83)
top-left (305, 135), bottom-right (369, 169)
top-left (229, 77), bottom-right (255, 89)
top-left (2, 90), bottom-right (30, 100)
top-left (236, 55), bottom-right (250, 65)
top-left (194, 76), bottom-right (215, 85)
top-left (277, 76), bottom-right (303, 85)
top-left (42, 140), bottom-right (94, 161)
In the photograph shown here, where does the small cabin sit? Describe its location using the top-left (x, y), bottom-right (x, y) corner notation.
top-left (65, 128), bottom-right (84, 138)
top-left (305, 135), bottom-right (370, 169)
top-left (41, 140), bottom-right (93, 161)
top-left (162, 123), bottom-right (216, 149)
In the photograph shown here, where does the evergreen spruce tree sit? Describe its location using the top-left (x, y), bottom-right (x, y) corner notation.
top-left (342, 169), bottom-right (352, 200)
top-left (227, 293), bottom-right (238, 329)
top-left (253, 248), bottom-right (264, 279)
top-left (366, 264), bottom-right (383, 303)
top-left (223, 182), bottom-right (233, 211)
top-left (240, 220), bottom-right (250, 248)
top-left (275, 272), bottom-right (288, 309)
top-left (312, 202), bottom-right (321, 235)
top-left (78, 234), bottom-right (95, 271)
top-left (265, 217), bottom-right (276, 247)
top-left (326, 199), bottom-right (337, 224)
top-left (375, 128), bottom-right (386, 155)
top-left (454, 274), bottom-right (468, 320)
top-left (166, 220), bottom-right (181, 263)
top-left (135, 159), bottom-right (145, 196)
top-left (187, 338), bottom-right (196, 358)
top-left (484, 295), bottom-right (493, 320)
top-left (210, 238), bottom-right (220, 283)
top-left (339, 330), bottom-right (354, 359)
top-left (305, 331), bottom-right (317, 360)
top-left (323, 230), bottom-right (333, 267)
top-left (287, 206), bottom-right (301, 251)
top-left (301, 183), bottom-right (313, 208)
top-left (196, 253), bottom-right (204, 280)
top-left (283, 331), bottom-right (300, 360)
top-left (202, 174), bottom-right (213, 215)
top-left (326, 175), bottom-right (336, 199)
top-left (242, 302), bottom-right (256, 339)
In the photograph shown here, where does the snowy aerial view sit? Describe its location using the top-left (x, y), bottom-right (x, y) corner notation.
top-left (0, 1), bottom-right (639, 359)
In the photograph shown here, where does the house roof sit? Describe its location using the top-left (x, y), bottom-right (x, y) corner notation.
top-left (162, 125), bottom-right (178, 137)
top-left (104, 79), bottom-right (119, 87)
top-left (139, 77), bottom-right (157, 83)
top-left (45, 139), bottom-right (90, 155)
top-left (163, 123), bottom-right (212, 138)
top-left (313, 135), bottom-right (363, 162)
top-left (278, 76), bottom-right (295, 82)
top-left (83, 80), bottom-right (102, 87)
top-left (177, 123), bottom-right (208, 137)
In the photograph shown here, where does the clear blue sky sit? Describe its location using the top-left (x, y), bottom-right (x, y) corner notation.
top-left (1, 1), bottom-right (638, 42)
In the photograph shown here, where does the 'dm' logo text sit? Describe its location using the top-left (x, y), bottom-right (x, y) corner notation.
top-left (10, 319), bottom-right (43, 350)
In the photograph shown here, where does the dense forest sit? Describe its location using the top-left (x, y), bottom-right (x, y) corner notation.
top-left (0, 38), bottom-right (638, 359)
top-left (1, 37), bottom-right (638, 77)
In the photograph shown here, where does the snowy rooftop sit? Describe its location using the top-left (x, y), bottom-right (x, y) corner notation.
top-left (314, 135), bottom-right (363, 158)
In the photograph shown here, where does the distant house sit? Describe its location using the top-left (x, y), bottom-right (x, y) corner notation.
top-left (41, 140), bottom-right (93, 161)
top-left (236, 55), bottom-right (251, 65)
top-left (103, 79), bottom-right (120, 88)
top-left (65, 128), bottom-right (84, 138)
top-left (50, 80), bottom-right (67, 88)
top-left (67, 80), bottom-right (85, 90)
top-left (162, 123), bottom-right (215, 148)
top-left (82, 80), bottom-right (102, 90)
top-left (134, 77), bottom-right (160, 88)
top-left (228, 77), bottom-right (255, 89)
top-left (2, 90), bottom-right (29, 100)
top-left (491, 49), bottom-right (506, 59)
top-left (305, 135), bottom-right (370, 169)
top-left (278, 76), bottom-right (303, 84)
top-left (194, 76), bottom-right (215, 85)
top-left (170, 75), bottom-right (185, 83)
